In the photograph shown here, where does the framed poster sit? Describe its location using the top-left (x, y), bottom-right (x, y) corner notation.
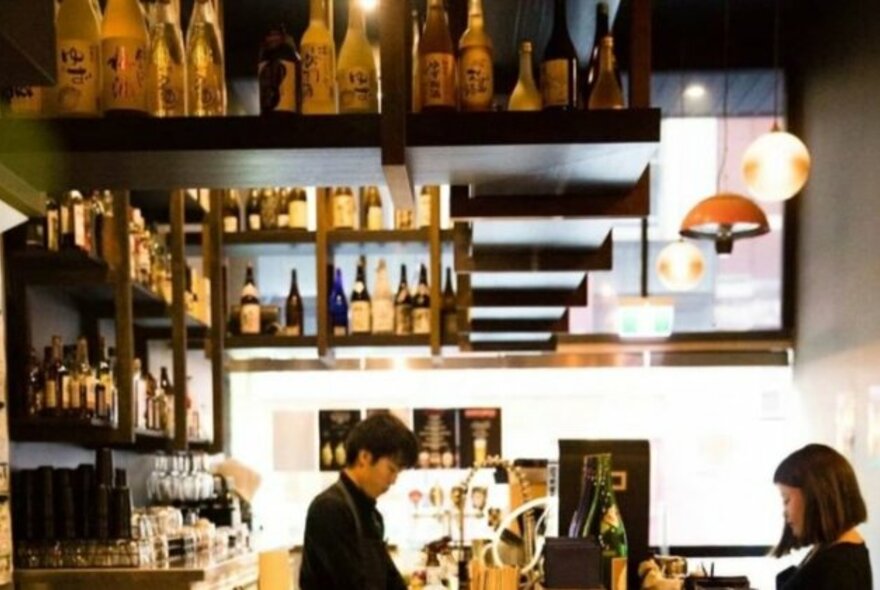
top-left (318, 410), bottom-right (362, 471)
top-left (458, 408), bottom-right (502, 468)
top-left (413, 409), bottom-right (458, 469)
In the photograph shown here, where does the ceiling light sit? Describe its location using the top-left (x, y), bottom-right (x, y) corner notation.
top-left (683, 84), bottom-right (706, 100)
top-left (359, 0), bottom-right (379, 11)
top-left (742, 126), bottom-right (811, 202)
top-left (656, 240), bottom-right (705, 291)
top-left (680, 192), bottom-right (770, 255)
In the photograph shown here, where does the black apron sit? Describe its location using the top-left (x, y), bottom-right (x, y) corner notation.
top-left (336, 480), bottom-right (389, 590)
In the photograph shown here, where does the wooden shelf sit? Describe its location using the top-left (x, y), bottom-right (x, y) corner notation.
top-left (11, 416), bottom-right (119, 445)
top-left (226, 335), bottom-right (318, 349)
top-left (327, 229), bottom-right (453, 255)
top-left (223, 230), bottom-right (316, 257)
top-left (330, 334), bottom-right (430, 348)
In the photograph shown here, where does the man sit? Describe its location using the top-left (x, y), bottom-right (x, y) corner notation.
top-left (300, 413), bottom-right (419, 590)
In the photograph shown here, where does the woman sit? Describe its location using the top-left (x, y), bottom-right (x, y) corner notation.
top-left (773, 443), bottom-right (872, 589)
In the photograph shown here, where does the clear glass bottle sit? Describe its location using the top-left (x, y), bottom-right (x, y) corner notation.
top-left (337, 0), bottom-right (378, 113)
top-left (186, 0), bottom-right (225, 116)
top-left (101, 0), bottom-right (149, 115)
top-left (458, 0), bottom-right (493, 111)
top-left (300, 0), bottom-right (337, 114)
top-left (147, 0), bottom-right (186, 117)
top-left (508, 41), bottom-right (542, 111)
top-left (588, 37), bottom-right (625, 110)
top-left (55, 0), bottom-right (102, 116)
top-left (419, 0), bottom-right (456, 111)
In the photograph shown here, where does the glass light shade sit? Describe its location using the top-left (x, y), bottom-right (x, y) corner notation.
top-left (656, 240), bottom-right (705, 291)
top-left (742, 129), bottom-right (811, 202)
top-left (680, 192), bottom-right (770, 255)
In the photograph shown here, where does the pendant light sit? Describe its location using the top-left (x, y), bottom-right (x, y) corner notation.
top-left (680, 0), bottom-right (769, 256)
top-left (741, 0), bottom-right (811, 202)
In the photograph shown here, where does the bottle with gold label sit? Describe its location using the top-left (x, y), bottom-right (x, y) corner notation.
top-left (419, 0), bottom-right (455, 112)
top-left (361, 186), bottom-right (383, 230)
top-left (186, 0), bottom-right (225, 116)
top-left (337, 1), bottom-right (378, 113)
top-left (101, 0), bottom-right (149, 115)
top-left (288, 188), bottom-right (309, 230)
top-left (458, 0), bottom-right (493, 111)
top-left (508, 41), bottom-right (542, 111)
top-left (301, 0), bottom-right (337, 115)
top-left (146, 0), bottom-right (186, 117)
top-left (259, 24), bottom-right (300, 115)
top-left (411, 9), bottom-right (422, 112)
top-left (588, 37), bottom-right (625, 110)
top-left (541, 0), bottom-right (577, 111)
top-left (7, 87), bottom-right (45, 118)
top-left (331, 187), bottom-right (355, 229)
top-left (56, 0), bottom-right (102, 117)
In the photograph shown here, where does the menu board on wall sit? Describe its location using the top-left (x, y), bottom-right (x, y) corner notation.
top-left (458, 408), bottom-right (502, 468)
top-left (318, 410), bottom-right (362, 471)
top-left (413, 409), bottom-right (458, 469)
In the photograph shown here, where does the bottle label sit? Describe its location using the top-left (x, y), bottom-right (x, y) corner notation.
top-left (45, 380), bottom-right (58, 409)
top-left (301, 42), bottom-right (335, 112)
top-left (149, 41), bottom-right (185, 116)
top-left (102, 37), bottom-right (148, 112)
top-left (223, 215), bottom-right (238, 233)
top-left (47, 210), bottom-right (60, 251)
top-left (9, 86), bottom-right (43, 116)
top-left (190, 60), bottom-right (224, 116)
top-left (413, 308), bottom-right (431, 334)
top-left (351, 301), bottom-right (371, 333)
top-left (459, 47), bottom-right (493, 110)
top-left (283, 323), bottom-right (301, 336)
top-left (366, 205), bottom-right (382, 230)
top-left (61, 376), bottom-right (72, 409)
top-left (57, 39), bottom-right (100, 115)
top-left (332, 194), bottom-right (355, 229)
top-left (248, 213), bottom-right (262, 231)
top-left (541, 58), bottom-right (572, 107)
top-left (277, 213), bottom-right (290, 228)
top-left (395, 304), bottom-right (413, 335)
top-left (86, 377), bottom-right (97, 412)
top-left (372, 300), bottom-right (394, 333)
top-left (421, 53), bottom-right (456, 108)
top-left (417, 191), bottom-right (432, 228)
top-left (259, 58), bottom-right (297, 113)
top-left (240, 303), bottom-right (261, 334)
top-left (73, 203), bottom-right (86, 249)
top-left (289, 200), bottom-right (308, 229)
top-left (61, 206), bottom-right (72, 237)
top-left (338, 66), bottom-right (373, 113)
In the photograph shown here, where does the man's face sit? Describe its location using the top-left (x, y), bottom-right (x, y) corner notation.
top-left (357, 451), bottom-right (402, 499)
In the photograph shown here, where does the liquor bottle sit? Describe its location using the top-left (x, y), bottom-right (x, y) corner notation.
top-left (159, 366), bottom-right (174, 436)
top-left (285, 268), bottom-right (304, 336)
top-left (337, 0), bottom-right (378, 114)
top-left (88, 190), bottom-right (105, 258)
top-left (95, 336), bottom-right (112, 421)
top-left (277, 188), bottom-right (291, 228)
top-left (59, 192), bottom-right (73, 250)
top-left (49, 336), bottom-right (69, 417)
top-left (412, 263), bottom-right (431, 334)
top-left (222, 190), bottom-right (240, 233)
top-left (362, 186), bottom-right (383, 230)
top-left (458, 0), bottom-right (493, 112)
top-left (76, 337), bottom-right (95, 419)
top-left (240, 263), bottom-right (261, 335)
top-left (329, 267), bottom-right (349, 336)
top-left (26, 348), bottom-right (44, 416)
top-left (146, 0), bottom-right (186, 117)
top-left (55, 0), bottom-right (102, 116)
top-left (46, 195), bottom-right (61, 251)
top-left (186, 0), bottom-right (225, 116)
top-left (419, 0), bottom-right (456, 111)
top-left (585, 2), bottom-right (610, 100)
top-left (259, 24), bottom-right (300, 115)
top-left (417, 185), bottom-right (437, 229)
top-left (411, 9), bottom-right (422, 112)
top-left (541, 0), bottom-right (577, 111)
top-left (588, 37), bottom-right (624, 110)
top-left (70, 189), bottom-right (88, 251)
top-left (64, 344), bottom-right (80, 417)
top-left (350, 257), bottom-right (371, 334)
top-left (372, 259), bottom-right (394, 334)
top-left (331, 186), bottom-right (355, 229)
top-left (260, 187), bottom-right (279, 229)
top-left (508, 41), bottom-right (542, 111)
top-left (569, 454), bottom-right (599, 538)
top-left (289, 188), bottom-right (309, 229)
top-left (246, 189), bottom-right (262, 231)
top-left (133, 357), bottom-right (146, 429)
top-left (394, 263), bottom-right (413, 335)
top-left (442, 267), bottom-right (457, 339)
top-left (42, 345), bottom-right (59, 417)
top-left (101, 0), bottom-right (149, 115)
top-left (301, 0), bottom-right (337, 115)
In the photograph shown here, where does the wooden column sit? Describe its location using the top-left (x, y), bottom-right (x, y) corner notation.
top-left (169, 190), bottom-right (188, 450)
top-left (207, 190), bottom-right (228, 454)
top-left (629, 0), bottom-right (652, 109)
top-left (316, 188), bottom-right (330, 358)
top-left (111, 190), bottom-right (135, 444)
top-left (429, 186), bottom-right (444, 355)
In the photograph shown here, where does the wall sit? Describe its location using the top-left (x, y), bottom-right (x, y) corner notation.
top-left (788, 0), bottom-right (880, 585)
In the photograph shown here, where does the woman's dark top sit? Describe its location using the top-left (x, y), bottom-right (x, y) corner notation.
top-left (777, 542), bottom-right (872, 590)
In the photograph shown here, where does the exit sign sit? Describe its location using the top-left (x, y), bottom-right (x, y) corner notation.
top-left (617, 298), bottom-right (675, 338)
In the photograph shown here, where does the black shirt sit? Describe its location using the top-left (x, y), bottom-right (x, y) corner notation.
top-left (777, 543), bottom-right (872, 590)
top-left (300, 472), bottom-right (407, 590)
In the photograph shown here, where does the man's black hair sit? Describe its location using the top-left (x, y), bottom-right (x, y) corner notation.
top-left (344, 413), bottom-right (419, 468)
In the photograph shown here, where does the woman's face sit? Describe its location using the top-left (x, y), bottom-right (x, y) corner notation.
top-left (778, 483), bottom-right (805, 539)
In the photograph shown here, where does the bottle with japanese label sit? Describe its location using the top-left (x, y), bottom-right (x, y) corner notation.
top-left (458, 0), bottom-right (493, 111)
top-left (101, 0), bottom-right (149, 115)
top-left (417, 185), bottom-right (437, 229)
top-left (508, 41), bottom-right (542, 111)
top-left (372, 259), bottom-right (394, 334)
top-left (56, 0), bottom-right (102, 116)
top-left (285, 268), bottom-right (304, 336)
top-left (350, 256), bottom-right (371, 334)
top-left (301, 0), bottom-right (337, 115)
top-left (331, 187), bottom-right (355, 229)
top-left (412, 263), bottom-right (431, 334)
top-left (240, 263), bottom-right (261, 335)
top-left (259, 24), bottom-right (299, 115)
top-left (288, 188), bottom-right (309, 229)
top-left (541, 0), bottom-right (577, 111)
top-left (222, 190), bottom-right (240, 232)
top-left (329, 267), bottom-right (349, 336)
top-left (246, 189), bottom-right (262, 231)
top-left (146, 0), bottom-right (186, 117)
top-left (362, 186), bottom-right (383, 230)
top-left (7, 86), bottom-right (45, 118)
top-left (186, 0), bottom-right (225, 116)
top-left (394, 264), bottom-right (412, 335)
top-left (588, 37), bottom-right (625, 110)
top-left (419, 0), bottom-right (455, 111)
top-left (337, 1), bottom-right (378, 113)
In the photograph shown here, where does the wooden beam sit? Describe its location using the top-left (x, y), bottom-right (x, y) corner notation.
top-left (456, 233), bottom-right (613, 273)
top-left (468, 313), bottom-right (570, 334)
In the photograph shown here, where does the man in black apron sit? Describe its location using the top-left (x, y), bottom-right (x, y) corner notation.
top-left (300, 413), bottom-right (419, 590)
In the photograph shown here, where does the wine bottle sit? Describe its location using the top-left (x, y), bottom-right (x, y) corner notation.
top-left (222, 190), bottom-right (240, 233)
top-left (585, 2), bottom-right (610, 100)
top-left (146, 0), bottom-right (186, 117)
top-left (259, 24), bottom-right (299, 115)
top-left (508, 41), bottom-right (542, 111)
top-left (329, 267), bottom-right (349, 336)
top-left (412, 263), bottom-right (431, 334)
top-left (337, 0), bottom-right (378, 114)
top-left (362, 186), bottom-right (383, 230)
top-left (260, 187), bottom-right (279, 229)
top-left (186, 0), bottom-right (225, 116)
top-left (372, 259), bottom-right (394, 334)
top-left (301, 0), bottom-right (337, 115)
top-left (69, 190), bottom-right (87, 251)
top-left (246, 189), bottom-right (262, 231)
top-left (458, 0), bottom-right (493, 112)
top-left (49, 336), bottom-right (69, 417)
top-left (288, 188), bottom-right (309, 230)
top-left (56, 0), bottom-right (102, 116)
top-left (96, 336), bottom-right (112, 421)
top-left (285, 268), bottom-right (304, 336)
top-left (577, 453), bottom-right (629, 590)
top-left (46, 195), bottom-right (61, 252)
top-left (277, 188), bottom-right (291, 228)
top-left (101, 0), bottom-right (149, 115)
top-left (417, 185), bottom-right (437, 229)
top-left (568, 454), bottom-right (599, 538)
top-left (26, 348), bottom-right (44, 416)
top-left (350, 256), bottom-right (371, 334)
top-left (76, 337), bottom-right (95, 419)
top-left (419, 0), bottom-right (456, 111)
top-left (240, 263), bottom-right (261, 335)
top-left (394, 264), bottom-right (413, 335)
top-left (588, 37), bottom-right (624, 110)
top-left (442, 267), bottom-right (457, 339)
top-left (331, 186), bottom-right (355, 229)
top-left (541, 0), bottom-right (577, 111)
top-left (411, 9), bottom-right (422, 112)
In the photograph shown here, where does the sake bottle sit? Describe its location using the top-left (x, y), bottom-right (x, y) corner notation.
top-left (585, 2), bottom-right (611, 100)
top-left (259, 24), bottom-right (300, 115)
top-left (56, 0), bottom-right (102, 116)
top-left (419, 0), bottom-right (455, 111)
top-left (458, 0), bottom-right (493, 111)
top-left (186, 0), bottom-right (225, 116)
top-left (101, 0), bottom-right (149, 115)
top-left (301, 0), bottom-right (337, 115)
top-left (508, 41), bottom-right (542, 111)
top-left (146, 0), bottom-right (186, 117)
top-left (372, 259), bottom-right (394, 334)
top-left (337, 0), bottom-right (378, 113)
top-left (588, 37), bottom-right (625, 110)
top-left (541, 0), bottom-right (577, 110)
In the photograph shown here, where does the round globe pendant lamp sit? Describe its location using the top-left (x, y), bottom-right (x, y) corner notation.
top-left (656, 240), bottom-right (705, 291)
